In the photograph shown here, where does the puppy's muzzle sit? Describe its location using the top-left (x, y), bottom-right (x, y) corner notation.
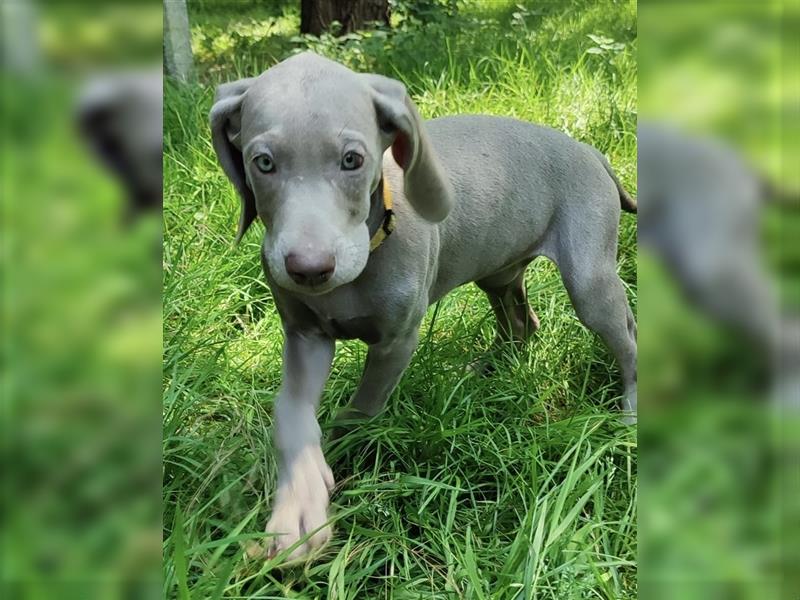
top-left (284, 252), bottom-right (336, 287)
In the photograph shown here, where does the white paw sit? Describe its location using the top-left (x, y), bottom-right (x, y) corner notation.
top-left (265, 445), bottom-right (334, 562)
top-left (620, 388), bottom-right (637, 425)
top-left (465, 356), bottom-right (496, 377)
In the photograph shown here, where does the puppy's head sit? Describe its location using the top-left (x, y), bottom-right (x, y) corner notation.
top-left (210, 52), bottom-right (452, 295)
top-left (77, 70), bottom-right (163, 218)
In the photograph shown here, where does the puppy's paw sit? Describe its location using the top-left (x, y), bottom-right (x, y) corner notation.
top-left (465, 356), bottom-right (497, 377)
top-left (620, 389), bottom-right (637, 426)
top-left (265, 445), bottom-right (334, 562)
top-left (334, 404), bottom-right (373, 421)
top-left (329, 403), bottom-right (385, 441)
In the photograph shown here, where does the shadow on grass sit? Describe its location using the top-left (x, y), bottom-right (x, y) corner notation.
top-left (187, 0), bottom-right (636, 95)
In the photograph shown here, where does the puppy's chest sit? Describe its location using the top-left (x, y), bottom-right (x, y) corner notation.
top-left (319, 315), bottom-right (382, 344)
top-left (304, 300), bottom-right (383, 344)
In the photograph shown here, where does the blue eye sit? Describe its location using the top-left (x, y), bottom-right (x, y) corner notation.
top-left (341, 150), bottom-right (363, 170)
top-left (255, 154), bottom-right (274, 173)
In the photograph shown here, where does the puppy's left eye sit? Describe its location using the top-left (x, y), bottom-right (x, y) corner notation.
top-left (341, 151), bottom-right (363, 171)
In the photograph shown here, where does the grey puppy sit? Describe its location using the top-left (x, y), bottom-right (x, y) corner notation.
top-left (638, 122), bottom-right (799, 407)
top-left (210, 52), bottom-right (637, 561)
top-left (638, 122), bottom-right (784, 353)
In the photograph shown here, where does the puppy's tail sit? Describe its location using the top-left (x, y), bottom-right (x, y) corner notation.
top-left (612, 172), bottom-right (638, 214)
top-left (590, 147), bottom-right (638, 214)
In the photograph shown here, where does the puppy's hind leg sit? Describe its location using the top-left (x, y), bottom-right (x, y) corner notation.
top-left (478, 266), bottom-right (540, 343)
top-left (557, 248), bottom-right (637, 423)
top-left (471, 264), bottom-right (540, 375)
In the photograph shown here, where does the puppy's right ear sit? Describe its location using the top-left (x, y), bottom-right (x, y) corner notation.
top-left (209, 77), bottom-right (257, 243)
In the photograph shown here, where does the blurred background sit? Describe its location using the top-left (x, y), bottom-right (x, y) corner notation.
top-left (638, 1), bottom-right (798, 598)
top-left (1, 1), bottom-right (162, 597)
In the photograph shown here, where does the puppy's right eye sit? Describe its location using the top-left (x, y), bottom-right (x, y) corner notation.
top-left (254, 154), bottom-right (275, 173)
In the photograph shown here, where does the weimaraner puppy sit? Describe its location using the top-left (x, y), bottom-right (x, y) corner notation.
top-left (210, 52), bottom-right (637, 561)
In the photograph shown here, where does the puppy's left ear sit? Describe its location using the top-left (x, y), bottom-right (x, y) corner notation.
top-left (209, 77), bottom-right (258, 243)
top-left (361, 74), bottom-right (453, 222)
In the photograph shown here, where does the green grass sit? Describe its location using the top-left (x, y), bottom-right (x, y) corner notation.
top-left (163, 1), bottom-right (637, 597)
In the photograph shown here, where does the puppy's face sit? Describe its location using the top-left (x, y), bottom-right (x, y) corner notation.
top-left (210, 53), bottom-right (452, 295)
top-left (238, 59), bottom-right (384, 295)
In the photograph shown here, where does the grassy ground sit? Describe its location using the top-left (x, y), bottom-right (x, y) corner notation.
top-left (163, 1), bottom-right (637, 597)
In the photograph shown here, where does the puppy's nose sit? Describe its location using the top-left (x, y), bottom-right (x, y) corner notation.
top-left (284, 252), bottom-right (336, 286)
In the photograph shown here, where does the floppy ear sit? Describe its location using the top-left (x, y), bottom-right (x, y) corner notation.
top-left (209, 77), bottom-right (258, 243)
top-left (361, 74), bottom-right (453, 222)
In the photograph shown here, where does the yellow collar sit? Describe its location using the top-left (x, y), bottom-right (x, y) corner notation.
top-left (368, 177), bottom-right (396, 253)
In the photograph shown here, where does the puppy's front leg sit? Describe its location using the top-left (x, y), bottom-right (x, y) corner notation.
top-left (266, 329), bottom-right (335, 561)
top-left (340, 330), bottom-right (420, 420)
